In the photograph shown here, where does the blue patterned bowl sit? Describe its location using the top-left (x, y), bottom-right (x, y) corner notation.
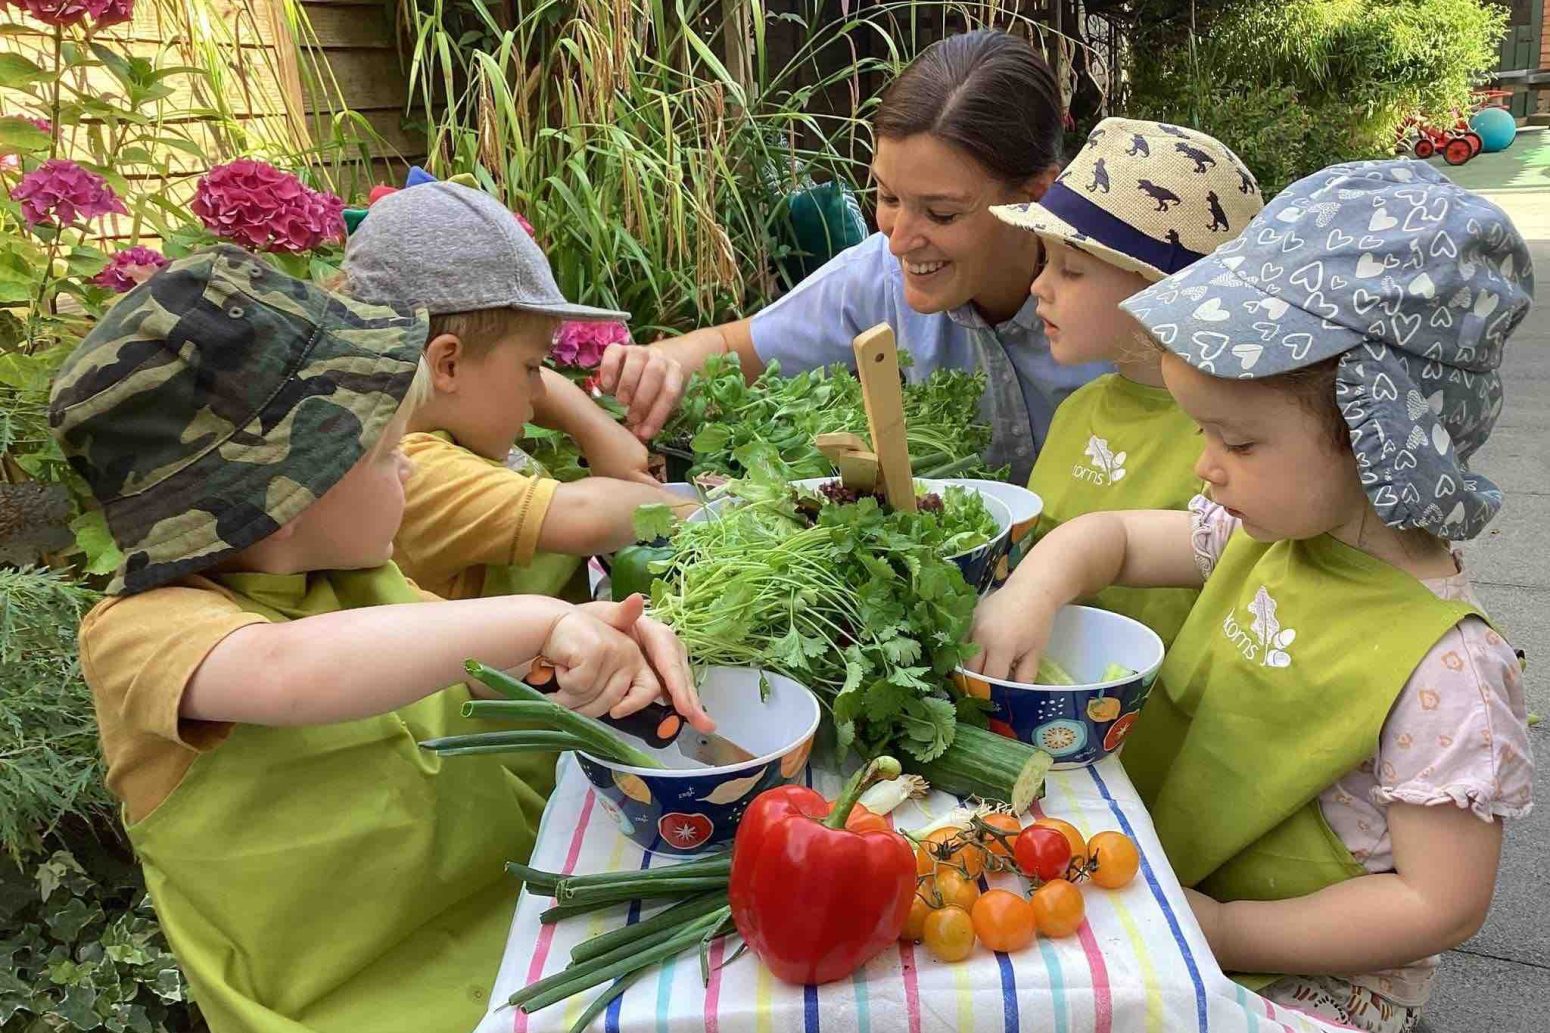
top-left (953, 605), bottom-right (1164, 769)
top-left (574, 667), bottom-right (821, 856)
top-left (947, 479), bottom-right (1043, 588)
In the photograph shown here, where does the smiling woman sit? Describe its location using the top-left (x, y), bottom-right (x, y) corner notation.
top-left (598, 30), bottom-right (1109, 483)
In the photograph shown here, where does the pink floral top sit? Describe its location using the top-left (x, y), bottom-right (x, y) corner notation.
top-left (1189, 496), bottom-right (1533, 1006)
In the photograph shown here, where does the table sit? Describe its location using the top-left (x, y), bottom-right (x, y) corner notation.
top-left (478, 754), bottom-right (1348, 1033)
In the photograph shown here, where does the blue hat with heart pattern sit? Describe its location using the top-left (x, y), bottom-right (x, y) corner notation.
top-left (1120, 159), bottom-right (1533, 540)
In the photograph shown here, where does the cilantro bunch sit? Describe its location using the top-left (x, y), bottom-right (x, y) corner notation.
top-left (648, 478), bottom-right (983, 763)
top-left (657, 354), bottom-right (999, 482)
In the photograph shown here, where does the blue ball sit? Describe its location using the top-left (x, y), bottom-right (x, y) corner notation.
top-left (1470, 106), bottom-right (1517, 153)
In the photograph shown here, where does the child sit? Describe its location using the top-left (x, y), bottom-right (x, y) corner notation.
top-left (52, 246), bottom-right (711, 1033)
top-left (976, 118), bottom-right (1263, 666)
top-left (341, 181), bottom-right (698, 601)
top-left (972, 161), bottom-right (1534, 1031)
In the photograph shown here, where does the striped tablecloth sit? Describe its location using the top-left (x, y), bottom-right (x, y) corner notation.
top-left (476, 753), bottom-right (1348, 1033)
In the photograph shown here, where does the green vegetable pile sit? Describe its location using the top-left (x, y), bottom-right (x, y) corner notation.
top-left (798, 479), bottom-right (999, 559)
top-left (656, 354), bottom-right (999, 482)
top-left (645, 475), bottom-right (984, 763)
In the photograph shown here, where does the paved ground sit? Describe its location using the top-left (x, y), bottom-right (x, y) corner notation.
top-left (1415, 127), bottom-right (1549, 1033)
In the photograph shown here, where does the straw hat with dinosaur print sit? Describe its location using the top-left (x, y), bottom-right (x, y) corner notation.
top-left (992, 117), bottom-right (1264, 282)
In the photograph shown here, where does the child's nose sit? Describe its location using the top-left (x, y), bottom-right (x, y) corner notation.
top-left (1193, 447), bottom-right (1224, 487)
top-left (1031, 262), bottom-right (1054, 302)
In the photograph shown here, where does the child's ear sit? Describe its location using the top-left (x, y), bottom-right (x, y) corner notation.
top-left (424, 333), bottom-right (463, 392)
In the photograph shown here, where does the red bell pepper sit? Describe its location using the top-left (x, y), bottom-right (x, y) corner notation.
top-left (728, 757), bottom-right (917, 985)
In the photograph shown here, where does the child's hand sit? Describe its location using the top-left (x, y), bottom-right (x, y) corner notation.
top-left (541, 596), bottom-right (663, 718)
top-left (578, 595), bottom-right (716, 732)
top-left (966, 585), bottom-right (1057, 683)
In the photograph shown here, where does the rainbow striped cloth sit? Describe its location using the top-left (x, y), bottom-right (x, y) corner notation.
top-left (476, 755), bottom-right (1351, 1033)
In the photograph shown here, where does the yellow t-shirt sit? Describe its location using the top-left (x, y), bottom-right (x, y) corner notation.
top-left (78, 576), bottom-right (443, 824)
top-left (397, 431), bottom-right (560, 600)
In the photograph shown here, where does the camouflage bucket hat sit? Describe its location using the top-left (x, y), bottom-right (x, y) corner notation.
top-left (48, 244), bottom-right (428, 594)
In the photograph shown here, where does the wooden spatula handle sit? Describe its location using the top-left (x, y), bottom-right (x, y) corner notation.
top-left (852, 323), bottom-right (916, 514)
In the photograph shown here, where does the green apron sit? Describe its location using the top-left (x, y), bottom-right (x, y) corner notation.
top-left (1121, 533), bottom-right (1478, 988)
top-left (430, 431), bottom-right (588, 602)
top-left (125, 564), bottom-right (554, 1033)
top-left (1027, 374), bottom-right (1204, 647)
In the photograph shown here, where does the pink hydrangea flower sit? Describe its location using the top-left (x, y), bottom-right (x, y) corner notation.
top-left (10, 158), bottom-right (125, 226)
top-left (92, 244), bottom-right (166, 292)
top-left (4, 0), bottom-right (131, 28)
top-left (552, 320), bottom-right (630, 369)
top-left (192, 159), bottom-right (344, 253)
top-left (514, 211), bottom-right (536, 238)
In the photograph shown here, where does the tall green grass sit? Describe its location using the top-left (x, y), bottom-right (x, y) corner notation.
top-left (396, 0), bottom-right (1086, 334)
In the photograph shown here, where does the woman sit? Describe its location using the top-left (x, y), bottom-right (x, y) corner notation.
top-left (597, 29), bottom-right (1107, 483)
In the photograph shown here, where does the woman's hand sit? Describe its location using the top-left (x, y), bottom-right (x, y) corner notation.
top-left (597, 343), bottom-right (687, 442)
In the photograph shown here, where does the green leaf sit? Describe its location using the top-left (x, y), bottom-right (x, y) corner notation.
top-left (45, 896), bottom-right (102, 944)
top-left (631, 502), bottom-right (676, 543)
top-left (0, 53), bottom-right (47, 88)
top-left (70, 510), bottom-right (123, 576)
top-left (0, 116), bottom-right (51, 155)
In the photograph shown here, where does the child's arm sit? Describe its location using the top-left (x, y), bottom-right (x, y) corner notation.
top-left (539, 480), bottom-right (699, 556)
top-left (532, 369), bottom-right (658, 484)
top-left (182, 593), bottom-right (712, 730)
top-left (968, 510), bottom-right (1201, 681)
top-left (1190, 802), bottom-right (1501, 975)
top-left (598, 320), bottom-right (762, 441)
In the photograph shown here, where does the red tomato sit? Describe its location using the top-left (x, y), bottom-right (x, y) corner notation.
top-left (1014, 825), bottom-right (1073, 882)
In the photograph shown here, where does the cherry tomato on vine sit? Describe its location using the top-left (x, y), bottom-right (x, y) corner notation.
top-left (970, 889), bottom-right (1036, 952)
top-left (930, 867), bottom-right (981, 912)
top-left (1033, 817), bottom-right (1089, 868)
top-left (924, 826), bottom-right (986, 878)
top-left (1031, 879), bottom-right (1085, 937)
top-left (922, 905), bottom-right (976, 962)
top-left (1087, 831), bottom-right (1140, 889)
top-left (1014, 825), bottom-right (1073, 882)
top-left (902, 893), bottom-right (932, 942)
top-left (979, 813), bottom-right (1023, 861)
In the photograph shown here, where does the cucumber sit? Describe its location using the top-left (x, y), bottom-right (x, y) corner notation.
top-left (1100, 662), bottom-right (1135, 682)
top-left (1035, 656), bottom-right (1078, 685)
top-left (901, 725), bottom-right (1054, 813)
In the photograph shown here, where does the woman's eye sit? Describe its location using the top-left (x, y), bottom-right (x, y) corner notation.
top-left (927, 211), bottom-right (958, 224)
top-left (878, 193), bottom-right (899, 207)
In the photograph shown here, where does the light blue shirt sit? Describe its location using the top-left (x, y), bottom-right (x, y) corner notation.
top-left (749, 233), bottom-right (1108, 473)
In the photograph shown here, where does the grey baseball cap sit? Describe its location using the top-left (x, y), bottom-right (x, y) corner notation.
top-left (342, 181), bottom-right (628, 322)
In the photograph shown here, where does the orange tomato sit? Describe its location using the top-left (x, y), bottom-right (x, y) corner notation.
top-left (924, 826), bottom-right (987, 879)
top-left (1087, 831), bottom-right (1140, 889)
top-left (902, 893), bottom-right (933, 942)
top-left (1034, 817), bottom-right (1089, 868)
top-left (845, 805), bottom-right (890, 834)
top-left (930, 867), bottom-right (982, 912)
top-left (979, 813), bottom-right (1023, 860)
top-left (1030, 879), bottom-right (1086, 938)
top-left (971, 889), bottom-right (1036, 952)
top-left (922, 905), bottom-right (976, 962)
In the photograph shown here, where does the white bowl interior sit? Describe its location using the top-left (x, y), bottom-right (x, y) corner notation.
top-left (588, 666), bottom-right (820, 774)
top-left (964, 603), bottom-right (1165, 690)
top-left (1040, 604), bottom-right (1164, 686)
